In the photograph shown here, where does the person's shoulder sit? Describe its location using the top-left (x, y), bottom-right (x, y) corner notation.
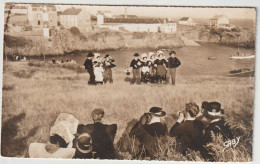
top-left (77, 124), bottom-right (94, 134)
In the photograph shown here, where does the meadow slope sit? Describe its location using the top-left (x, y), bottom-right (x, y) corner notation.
top-left (1, 61), bottom-right (255, 161)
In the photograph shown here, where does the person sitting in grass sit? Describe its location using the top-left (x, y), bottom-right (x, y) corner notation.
top-left (29, 113), bottom-right (79, 158)
top-left (169, 102), bottom-right (206, 157)
top-left (199, 101), bottom-right (234, 161)
top-left (76, 109), bottom-right (117, 159)
top-left (129, 107), bottom-right (168, 159)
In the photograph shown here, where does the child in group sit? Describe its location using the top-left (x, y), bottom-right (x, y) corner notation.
top-left (154, 50), bottom-right (167, 84)
top-left (93, 61), bottom-right (104, 85)
top-left (148, 52), bottom-right (157, 83)
top-left (140, 53), bottom-right (151, 83)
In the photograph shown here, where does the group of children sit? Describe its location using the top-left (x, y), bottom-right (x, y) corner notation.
top-left (129, 50), bottom-right (181, 84)
top-left (84, 52), bottom-right (116, 85)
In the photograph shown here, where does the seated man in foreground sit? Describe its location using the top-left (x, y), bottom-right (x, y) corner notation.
top-left (75, 109), bottom-right (117, 159)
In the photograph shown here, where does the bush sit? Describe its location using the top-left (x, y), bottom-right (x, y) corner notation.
top-left (232, 27), bottom-right (241, 32)
top-left (4, 35), bottom-right (32, 48)
top-left (69, 27), bottom-right (81, 36)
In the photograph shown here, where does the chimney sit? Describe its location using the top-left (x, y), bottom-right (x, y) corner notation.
top-left (125, 7), bottom-right (127, 18)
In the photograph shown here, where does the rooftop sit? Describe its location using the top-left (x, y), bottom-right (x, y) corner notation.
top-left (60, 7), bottom-right (82, 15)
top-left (211, 15), bottom-right (229, 20)
top-left (104, 17), bottom-right (175, 24)
top-left (179, 17), bottom-right (190, 21)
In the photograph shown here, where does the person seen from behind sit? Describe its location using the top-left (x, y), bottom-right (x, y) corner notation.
top-left (169, 102), bottom-right (206, 156)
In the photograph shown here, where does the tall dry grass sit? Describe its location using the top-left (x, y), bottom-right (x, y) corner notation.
top-left (1, 61), bottom-right (254, 161)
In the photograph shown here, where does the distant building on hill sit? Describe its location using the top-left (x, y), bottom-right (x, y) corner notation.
top-left (59, 7), bottom-right (92, 33)
top-left (178, 17), bottom-right (196, 26)
top-left (210, 15), bottom-right (230, 28)
top-left (96, 15), bottom-right (177, 33)
top-left (27, 4), bottom-right (58, 36)
top-left (4, 4), bottom-right (28, 15)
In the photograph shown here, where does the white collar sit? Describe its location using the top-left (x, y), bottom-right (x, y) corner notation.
top-left (148, 116), bottom-right (161, 124)
top-left (211, 118), bottom-right (221, 123)
top-left (185, 117), bottom-right (196, 121)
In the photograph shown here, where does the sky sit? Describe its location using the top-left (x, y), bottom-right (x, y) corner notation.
top-left (55, 5), bottom-right (256, 20)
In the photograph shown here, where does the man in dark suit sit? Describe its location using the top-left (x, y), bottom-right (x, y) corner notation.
top-left (130, 53), bottom-right (142, 84)
top-left (166, 51), bottom-right (181, 85)
top-left (169, 103), bottom-right (206, 156)
top-left (84, 52), bottom-right (95, 85)
top-left (198, 101), bottom-right (234, 161)
top-left (129, 107), bottom-right (168, 159)
top-left (74, 109), bottom-right (117, 159)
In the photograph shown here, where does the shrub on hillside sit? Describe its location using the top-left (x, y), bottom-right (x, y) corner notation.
top-left (132, 32), bottom-right (148, 39)
top-left (69, 27), bottom-right (87, 41)
top-left (4, 35), bottom-right (32, 48)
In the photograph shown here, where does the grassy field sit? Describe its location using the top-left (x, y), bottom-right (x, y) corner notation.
top-left (1, 61), bottom-right (254, 161)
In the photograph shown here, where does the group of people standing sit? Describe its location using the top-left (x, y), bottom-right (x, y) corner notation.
top-left (84, 52), bottom-right (116, 85)
top-left (130, 50), bottom-right (181, 84)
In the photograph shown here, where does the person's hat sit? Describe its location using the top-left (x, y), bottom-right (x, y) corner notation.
top-left (133, 53), bottom-right (139, 57)
top-left (202, 101), bottom-right (224, 117)
top-left (141, 53), bottom-right (148, 59)
top-left (169, 51), bottom-right (176, 55)
top-left (75, 133), bottom-right (93, 154)
top-left (157, 50), bottom-right (164, 56)
top-left (104, 54), bottom-right (110, 58)
top-left (87, 52), bottom-right (94, 57)
top-left (91, 108), bottom-right (105, 123)
top-left (149, 107), bottom-right (166, 117)
top-left (148, 52), bottom-right (155, 58)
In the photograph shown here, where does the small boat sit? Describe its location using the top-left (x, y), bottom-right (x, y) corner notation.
top-left (229, 70), bottom-right (254, 77)
top-left (229, 55), bottom-right (255, 59)
top-left (208, 56), bottom-right (217, 60)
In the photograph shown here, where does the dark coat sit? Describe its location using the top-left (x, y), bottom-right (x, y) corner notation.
top-left (167, 57), bottom-right (181, 68)
top-left (141, 61), bottom-right (151, 67)
top-left (103, 59), bottom-right (116, 70)
top-left (84, 59), bottom-right (93, 70)
top-left (154, 59), bottom-right (167, 66)
top-left (204, 118), bottom-right (233, 145)
top-left (130, 59), bottom-right (142, 69)
top-left (169, 120), bottom-right (205, 155)
top-left (129, 115), bottom-right (168, 159)
top-left (75, 123), bottom-right (117, 159)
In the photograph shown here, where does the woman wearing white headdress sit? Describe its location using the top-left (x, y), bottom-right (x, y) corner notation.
top-left (148, 52), bottom-right (157, 83)
top-left (140, 53), bottom-right (151, 83)
top-left (154, 50), bottom-right (167, 83)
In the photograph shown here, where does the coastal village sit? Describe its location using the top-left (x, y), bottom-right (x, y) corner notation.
top-left (4, 3), bottom-right (234, 37)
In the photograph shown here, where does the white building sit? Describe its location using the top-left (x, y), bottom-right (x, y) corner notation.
top-left (97, 16), bottom-right (177, 33)
top-left (210, 15), bottom-right (230, 28)
top-left (59, 7), bottom-right (92, 32)
top-left (178, 17), bottom-right (196, 26)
